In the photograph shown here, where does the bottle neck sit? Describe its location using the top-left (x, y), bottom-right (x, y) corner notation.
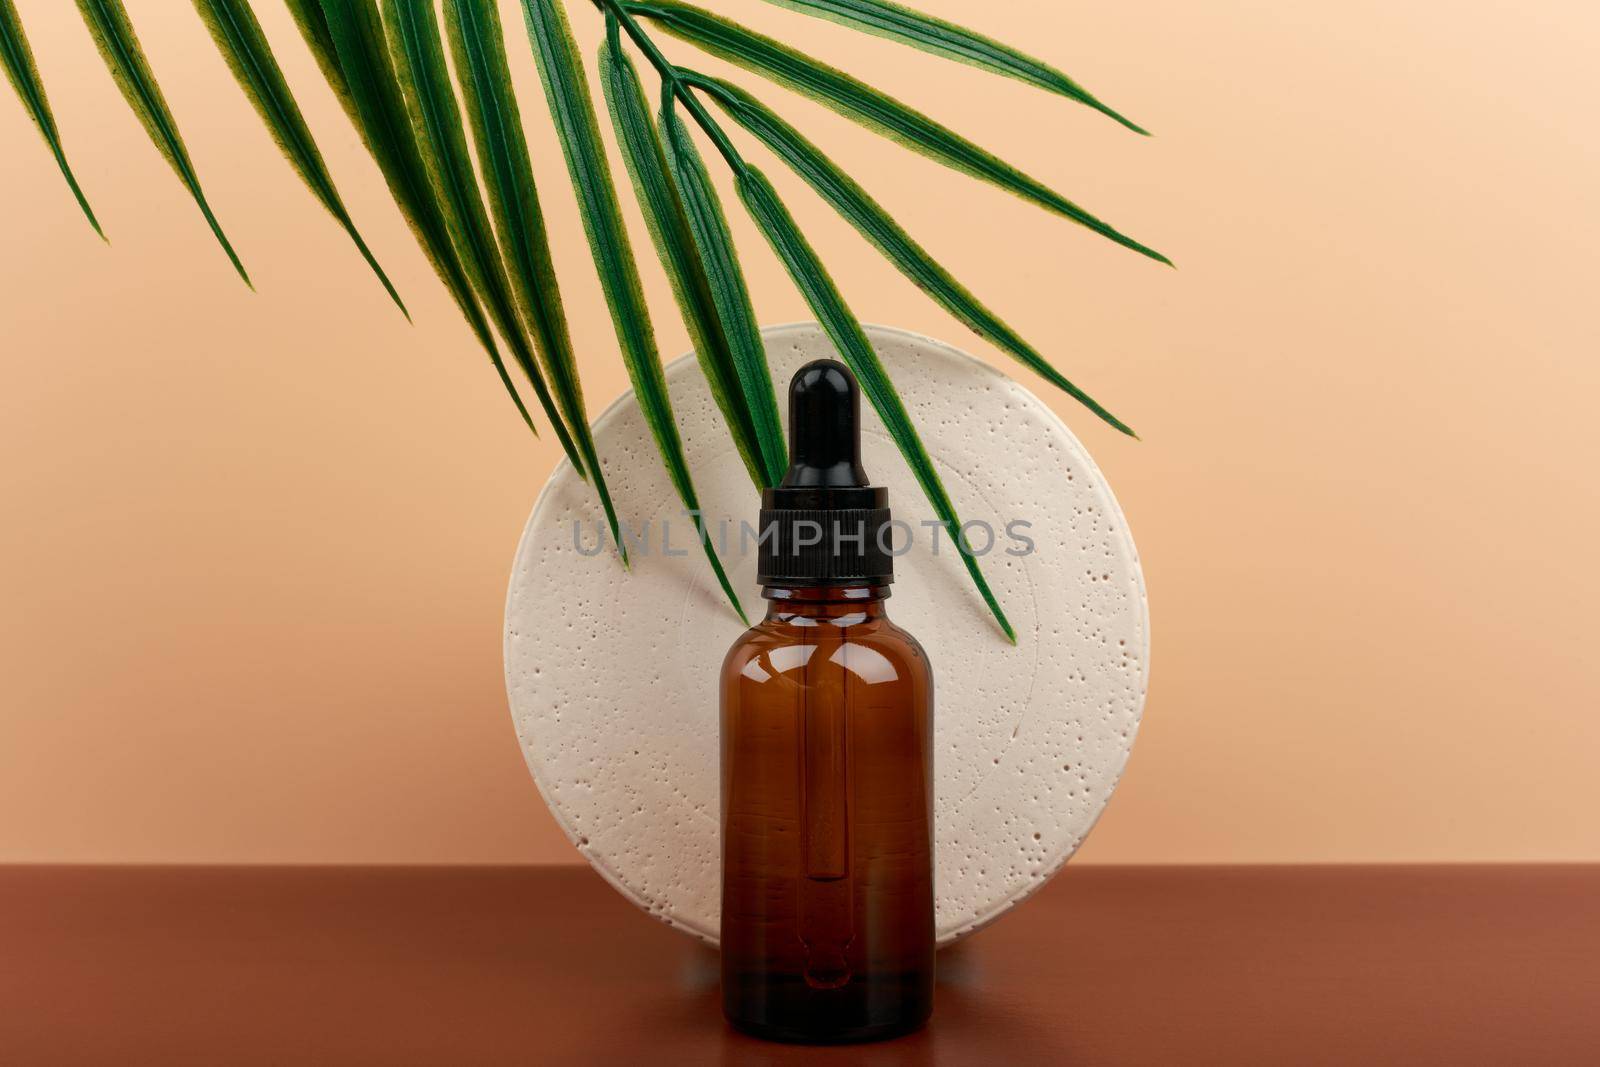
top-left (760, 584), bottom-right (890, 624)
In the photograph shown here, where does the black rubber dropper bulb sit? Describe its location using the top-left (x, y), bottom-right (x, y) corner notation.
top-left (782, 359), bottom-right (869, 490)
top-left (757, 359), bottom-right (893, 586)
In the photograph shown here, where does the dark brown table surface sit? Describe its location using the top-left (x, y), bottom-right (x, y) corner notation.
top-left (3, 865), bottom-right (1596, 1065)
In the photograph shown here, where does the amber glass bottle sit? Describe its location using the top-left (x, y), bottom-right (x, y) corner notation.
top-left (720, 360), bottom-right (935, 1043)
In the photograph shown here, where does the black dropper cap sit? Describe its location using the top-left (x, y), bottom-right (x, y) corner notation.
top-left (757, 360), bottom-right (894, 586)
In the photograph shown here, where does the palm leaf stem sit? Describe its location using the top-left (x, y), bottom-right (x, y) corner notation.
top-left (591, 0), bottom-right (739, 168)
top-left (523, 0), bottom-right (755, 601)
top-left (599, 20), bottom-right (772, 489)
top-left (599, 11), bottom-right (787, 487)
top-left (594, 1), bottom-right (1014, 635)
top-left (626, 0), bottom-right (1169, 266)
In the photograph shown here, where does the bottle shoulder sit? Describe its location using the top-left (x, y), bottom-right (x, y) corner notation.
top-left (721, 615), bottom-right (932, 689)
top-left (724, 615), bottom-right (924, 651)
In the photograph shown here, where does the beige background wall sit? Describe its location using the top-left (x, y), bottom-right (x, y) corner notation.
top-left (2, 0), bottom-right (1596, 865)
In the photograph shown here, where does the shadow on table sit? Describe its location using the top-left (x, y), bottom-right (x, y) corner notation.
top-left (571, 941), bottom-right (1081, 1066)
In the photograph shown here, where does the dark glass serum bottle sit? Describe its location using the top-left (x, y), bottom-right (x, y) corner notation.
top-left (720, 359), bottom-right (935, 1043)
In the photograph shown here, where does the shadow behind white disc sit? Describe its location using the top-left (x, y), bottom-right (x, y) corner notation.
top-left (505, 324), bottom-right (1148, 945)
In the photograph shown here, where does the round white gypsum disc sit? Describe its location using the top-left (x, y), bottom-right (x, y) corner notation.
top-left (506, 324), bottom-right (1149, 946)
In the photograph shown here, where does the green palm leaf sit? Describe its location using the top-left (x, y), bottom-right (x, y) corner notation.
top-left (284, 0), bottom-right (354, 119)
top-left (0, 0), bottom-right (103, 238)
top-left (381, 0), bottom-right (587, 481)
top-left (192, 0), bottom-right (404, 314)
top-left (75, 0), bottom-right (248, 283)
top-left (311, 0), bottom-right (537, 437)
top-left (761, 0), bottom-right (1147, 134)
top-left (629, 0), bottom-right (1168, 266)
top-left (660, 105), bottom-right (789, 486)
top-left (598, 29), bottom-right (765, 490)
top-left (688, 73), bottom-right (1134, 437)
top-left (737, 165), bottom-right (1015, 641)
top-left (442, 0), bottom-right (625, 556)
top-left (598, 23), bottom-right (776, 489)
top-left (522, 0), bottom-right (744, 618)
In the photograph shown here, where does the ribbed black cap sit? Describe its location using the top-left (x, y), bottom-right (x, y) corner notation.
top-left (757, 359), bottom-right (894, 586)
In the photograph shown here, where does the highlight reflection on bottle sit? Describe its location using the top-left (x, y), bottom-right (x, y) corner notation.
top-left (720, 360), bottom-right (935, 1043)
